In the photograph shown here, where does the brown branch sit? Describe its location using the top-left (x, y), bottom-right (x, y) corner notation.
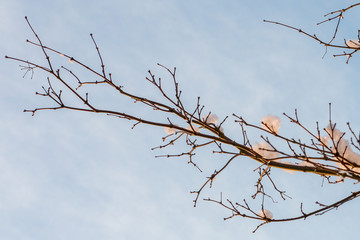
top-left (191, 154), bottom-right (239, 207)
top-left (8, 12), bottom-right (360, 230)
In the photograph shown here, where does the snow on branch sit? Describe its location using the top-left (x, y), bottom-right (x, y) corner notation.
top-left (6, 4), bottom-right (360, 232)
top-left (264, 3), bottom-right (360, 63)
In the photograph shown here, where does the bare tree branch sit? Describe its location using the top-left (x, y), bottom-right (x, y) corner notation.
top-left (6, 3), bottom-right (360, 232)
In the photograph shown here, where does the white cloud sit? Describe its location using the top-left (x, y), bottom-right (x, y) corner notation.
top-left (0, 155), bottom-right (38, 210)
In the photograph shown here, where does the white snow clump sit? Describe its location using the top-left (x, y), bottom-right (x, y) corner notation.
top-left (164, 127), bottom-right (176, 135)
top-left (203, 113), bottom-right (219, 124)
top-left (325, 125), bottom-right (360, 170)
top-left (320, 135), bottom-right (330, 147)
top-left (346, 39), bottom-right (360, 48)
top-left (282, 161), bottom-right (295, 174)
top-left (261, 115), bottom-right (281, 134)
top-left (258, 209), bottom-right (273, 219)
top-left (186, 125), bottom-right (200, 133)
top-left (253, 142), bottom-right (278, 159)
top-left (298, 161), bottom-right (315, 167)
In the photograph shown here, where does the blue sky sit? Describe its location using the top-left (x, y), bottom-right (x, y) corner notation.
top-left (1, 0), bottom-right (360, 239)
